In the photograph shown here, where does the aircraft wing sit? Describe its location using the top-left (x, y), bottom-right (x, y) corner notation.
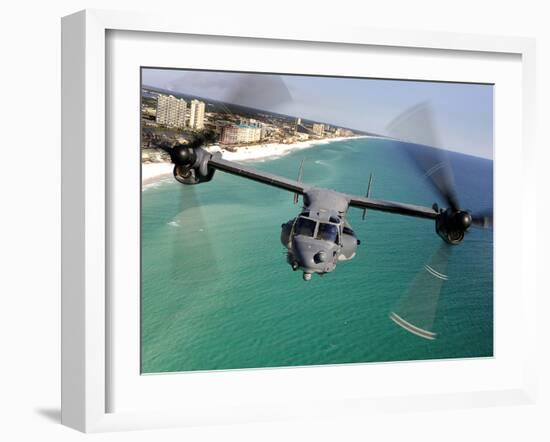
top-left (209, 156), bottom-right (436, 219)
top-left (347, 194), bottom-right (438, 220)
top-left (208, 156), bottom-right (307, 194)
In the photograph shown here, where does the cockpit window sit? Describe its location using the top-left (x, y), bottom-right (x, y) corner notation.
top-left (294, 217), bottom-right (317, 237)
top-left (317, 223), bottom-right (339, 243)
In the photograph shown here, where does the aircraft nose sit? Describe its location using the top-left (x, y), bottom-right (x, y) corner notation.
top-left (292, 237), bottom-right (333, 273)
top-left (314, 251), bottom-right (328, 263)
top-left (293, 238), bottom-right (317, 266)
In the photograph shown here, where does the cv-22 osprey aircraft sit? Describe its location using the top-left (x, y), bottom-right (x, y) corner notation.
top-left (163, 104), bottom-right (492, 283)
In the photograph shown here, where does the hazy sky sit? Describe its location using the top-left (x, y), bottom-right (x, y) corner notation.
top-left (142, 68), bottom-right (494, 159)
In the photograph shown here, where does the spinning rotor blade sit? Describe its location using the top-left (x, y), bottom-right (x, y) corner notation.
top-left (187, 129), bottom-right (217, 148)
top-left (170, 185), bottom-right (220, 283)
top-left (224, 73), bottom-right (293, 109)
top-left (471, 209), bottom-right (493, 229)
top-left (171, 185), bottom-right (198, 275)
top-left (390, 242), bottom-right (451, 340)
top-left (166, 71), bottom-right (293, 110)
top-left (387, 102), bottom-right (459, 211)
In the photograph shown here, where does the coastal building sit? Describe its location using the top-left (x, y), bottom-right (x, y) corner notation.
top-left (220, 124), bottom-right (263, 144)
top-left (260, 124), bottom-right (268, 140)
top-left (156, 95), bottom-right (187, 128)
top-left (247, 119), bottom-right (268, 138)
top-left (294, 117), bottom-right (302, 134)
top-left (335, 128), bottom-right (354, 137)
top-left (312, 123), bottom-right (324, 137)
top-left (189, 99), bottom-right (206, 129)
top-left (220, 125), bottom-right (240, 144)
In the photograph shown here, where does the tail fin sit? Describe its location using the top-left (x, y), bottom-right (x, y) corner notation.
top-left (362, 173), bottom-right (374, 220)
top-left (294, 159), bottom-right (305, 204)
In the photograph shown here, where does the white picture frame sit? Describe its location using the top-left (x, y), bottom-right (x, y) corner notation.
top-left (61, 9), bottom-right (537, 433)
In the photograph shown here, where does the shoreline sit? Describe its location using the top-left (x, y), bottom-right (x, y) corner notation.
top-left (210, 135), bottom-right (371, 162)
top-left (142, 162), bottom-right (174, 186)
top-left (142, 134), bottom-right (380, 186)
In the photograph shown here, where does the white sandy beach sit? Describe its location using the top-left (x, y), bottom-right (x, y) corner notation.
top-left (142, 135), bottom-right (377, 184)
top-left (211, 135), bottom-right (370, 162)
top-left (142, 162), bottom-right (174, 185)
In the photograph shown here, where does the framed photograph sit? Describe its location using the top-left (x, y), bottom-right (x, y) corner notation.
top-left (61, 9), bottom-right (537, 432)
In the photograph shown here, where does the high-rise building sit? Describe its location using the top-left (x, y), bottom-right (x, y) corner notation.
top-left (312, 123), bottom-right (324, 137)
top-left (189, 99), bottom-right (206, 129)
top-left (156, 95), bottom-right (187, 128)
top-left (294, 117), bottom-right (302, 134)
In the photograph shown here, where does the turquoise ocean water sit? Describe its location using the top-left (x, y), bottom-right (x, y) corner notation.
top-left (141, 137), bottom-right (493, 373)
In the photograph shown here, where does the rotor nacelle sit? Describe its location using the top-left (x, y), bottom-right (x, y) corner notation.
top-left (435, 207), bottom-right (472, 245)
top-left (170, 144), bottom-right (219, 185)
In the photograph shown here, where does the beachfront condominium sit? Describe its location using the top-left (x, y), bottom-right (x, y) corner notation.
top-left (189, 99), bottom-right (206, 129)
top-left (156, 94), bottom-right (187, 128)
top-left (312, 123), bottom-right (324, 137)
top-left (220, 124), bottom-right (262, 144)
top-left (335, 128), bottom-right (354, 137)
